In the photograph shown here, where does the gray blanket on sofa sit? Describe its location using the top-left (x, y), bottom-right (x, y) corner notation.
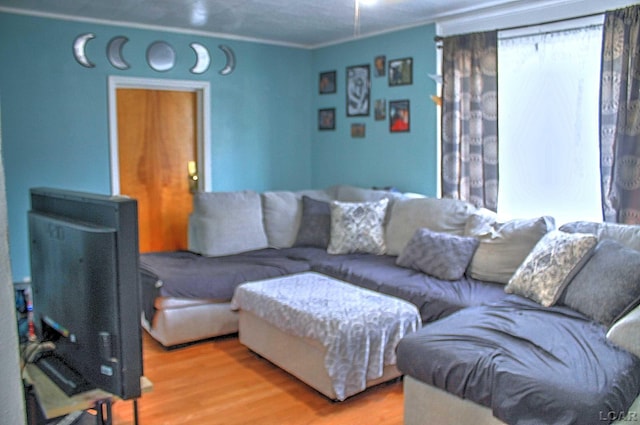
top-left (396, 295), bottom-right (640, 425)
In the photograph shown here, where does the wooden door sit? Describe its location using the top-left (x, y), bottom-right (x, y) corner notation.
top-left (117, 88), bottom-right (197, 253)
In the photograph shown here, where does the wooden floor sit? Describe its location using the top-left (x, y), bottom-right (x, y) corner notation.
top-left (110, 332), bottom-right (405, 425)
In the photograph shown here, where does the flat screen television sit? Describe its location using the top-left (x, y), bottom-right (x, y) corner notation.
top-left (28, 187), bottom-right (143, 400)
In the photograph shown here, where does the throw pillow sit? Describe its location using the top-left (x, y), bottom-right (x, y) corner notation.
top-left (396, 228), bottom-right (480, 281)
top-left (607, 304), bottom-right (640, 358)
top-left (294, 196), bottom-right (331, 248)
top-left (327, 199), bottom-right (389, 255)
top-left (505, 230), bottom-right (597, 307)
top-left (188, 190), bottom-right (269, 257)
top-left (466, 216), bottom-right (556, 284)
top-left (562, 240), bottom-right (640, 327)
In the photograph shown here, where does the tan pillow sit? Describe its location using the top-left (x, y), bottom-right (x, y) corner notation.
top-left (608, 304), bottom-right (640, 358)
top-left (467, 216), bottom-right (555, 284)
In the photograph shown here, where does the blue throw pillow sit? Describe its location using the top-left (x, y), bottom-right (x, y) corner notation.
top-left (396, 228), bottom-right (479, 281)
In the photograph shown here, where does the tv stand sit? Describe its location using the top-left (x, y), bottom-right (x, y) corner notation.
top-left (23, 362), bottom-right (152, 425)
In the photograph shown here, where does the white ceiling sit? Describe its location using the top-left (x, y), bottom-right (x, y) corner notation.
top-left (0, 0), bottom-right (528, 48)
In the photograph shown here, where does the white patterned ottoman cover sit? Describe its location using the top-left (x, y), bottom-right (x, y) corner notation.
top-left (231, 272), bottom-right (421, 400)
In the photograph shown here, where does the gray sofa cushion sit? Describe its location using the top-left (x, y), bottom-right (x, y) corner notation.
top-left (294, 196), bottom-right (331, 248)
top-left (466, 216), bottom-right (555, 284)
top-left (385, 197), bottom-right (477, 256)
top-left (188, 191), bottom-right (269, 256)
top-left (505, 230), bottom-right (597, 307)
top-left (562, 240), bottom-right (640, 327)
top-left (396, 228), bottom-right (479, 281)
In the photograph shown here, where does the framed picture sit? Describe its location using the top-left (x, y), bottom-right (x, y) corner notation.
top-left (351, 123), bottom-right (366, 138)
top-left (374, 99), bottom-right (386, 121)
top-left (318, 108), bottom-right (335, 130)
top-left (389, 99), bottom-right (410, 132)
top-left (388, 57), bottom-right (413, 86)
top-left (346, 64), bottom-right (370, 116)
top-left (374, 55), bottom-right (386, 77)
top-left (319, 71), bottom-right (336, 94)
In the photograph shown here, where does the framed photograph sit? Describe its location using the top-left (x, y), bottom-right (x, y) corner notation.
top-left (318, 108), bottom-right (335, 130)
top-left (388, 57), bottom-right (413, 86)
top-left (374, 99), bottom-right (386, 121)
top-left (346, 64), bottom-right (370, 116)
top-left (319, 71), bottom-right (336, 94)
top-left (374, 55), bottom-right (386, 77)
top-left (389, 99), bottom-right (410, 132)
top-left (351, 123), bottom-right (366, 138)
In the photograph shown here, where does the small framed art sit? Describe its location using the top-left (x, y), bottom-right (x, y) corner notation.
top-left (319, 71), bottom-right (336, 94)
top-left (346, 64), bottom-right (370, 117)
top-left (318, 108), bottom-right (335, 130)
top-left (389, 100), bottom-right (410, 132)
top-left (374, 55), bottom-right (386, 77)
top-left (388, 57), bottom-right (413, 86)
top-left (374, 99), bottom-right (386, 121)
top-left (351, 123), bottom-right (366, 138)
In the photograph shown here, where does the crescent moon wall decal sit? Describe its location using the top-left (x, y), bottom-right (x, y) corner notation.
top-left (218, 44), bottom-right (236, 75)
top-left (107, 36), bottom-right (130, 70)
top-left (73, 33), bottom-right (96, 68)
top-left (189, 42), bottom-right (210, 74)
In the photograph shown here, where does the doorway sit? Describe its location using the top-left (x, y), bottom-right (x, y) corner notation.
top-left (108, 76), bottom-right (211, 252)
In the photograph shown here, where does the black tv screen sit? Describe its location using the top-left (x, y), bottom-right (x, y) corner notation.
top-left (28, 187), bottom-right (143, 400)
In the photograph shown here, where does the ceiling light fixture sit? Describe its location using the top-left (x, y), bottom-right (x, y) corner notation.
top-left (354, 0), bottom-right (361, 37)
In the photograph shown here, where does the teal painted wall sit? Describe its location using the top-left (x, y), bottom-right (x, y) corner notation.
top-left (0, 12), bottom-right (438, 280)
top-left (311, 25), bottom-right (438, 195)
top-left (0, 13), bottom-right (312, 280)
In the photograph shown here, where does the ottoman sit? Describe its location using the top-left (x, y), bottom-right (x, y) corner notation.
top-left (231, 272), bottom-right (421, 401)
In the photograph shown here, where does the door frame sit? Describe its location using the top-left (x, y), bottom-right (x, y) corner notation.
top-left (107, 75), bottom-right (212, 195)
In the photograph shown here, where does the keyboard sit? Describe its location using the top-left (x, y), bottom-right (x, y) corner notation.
top-left (34, 352), bottom-right (95, 397)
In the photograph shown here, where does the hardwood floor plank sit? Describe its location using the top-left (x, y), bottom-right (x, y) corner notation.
top-left (110, 332), bottom-right (404, 424)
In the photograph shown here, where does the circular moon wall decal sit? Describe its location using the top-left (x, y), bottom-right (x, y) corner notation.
top-left (189, 42), bottom-right (210, 74)
top-left (146, 41), bottom-right (176, 72)
top-left (107, 36), bottom-right (130, 70)
top-left (73, 33), bottom-right (96, 68)
top-left (218, 44), bottom-right (236, 75)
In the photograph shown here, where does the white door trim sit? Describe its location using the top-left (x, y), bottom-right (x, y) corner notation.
top-left (107, 75), bottom-right (212, 194)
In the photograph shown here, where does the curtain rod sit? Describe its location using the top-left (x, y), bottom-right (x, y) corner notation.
top-left (433, 11), bottom-right (604, 42)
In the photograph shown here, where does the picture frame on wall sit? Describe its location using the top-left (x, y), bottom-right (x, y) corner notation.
top-left (346, 64), bottom-right (370, 116)
top-left (374, 99), bottom-right (386, 121)
top-left (351, 123), bottom-right (366, 138)
top-left (319, 71), bottom-right (336, 94)
top-left (318, 108), bottom-right (336, 130)
top-left (388, 57), bottom-right (413, 86)
top-left (389, 99), bottom-right (410, 132)
top-left (374, 55), bottom-right (386, 77)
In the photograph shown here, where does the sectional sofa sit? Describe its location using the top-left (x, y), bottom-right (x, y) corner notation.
top-left (138, 185), bottom-right (640, 424)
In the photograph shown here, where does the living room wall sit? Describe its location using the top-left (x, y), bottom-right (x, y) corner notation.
top-left (0, 12), bottom-right (313, 280)
top-left (311, 24), bottom-right (438, 195)
top-left (0, 12), bottom-right (439, 281)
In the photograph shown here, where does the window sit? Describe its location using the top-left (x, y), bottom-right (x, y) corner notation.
top-left (497, 19), bottom-right (603, 225)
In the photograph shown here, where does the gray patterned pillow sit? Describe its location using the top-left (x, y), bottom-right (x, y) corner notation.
top-left (327, 199), bottom-right (389, 255)
top-left (294, 196), bottom-right (331, 248)
top-left (505, 230), bottom-right (597, 307)
top-left (562, 240), bottom-right (640, 327)
top-left (396, 228), bottom-right (480, 280)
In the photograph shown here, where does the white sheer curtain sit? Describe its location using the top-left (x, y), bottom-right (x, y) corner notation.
top-left (497, 22), bottom-right (603, 225)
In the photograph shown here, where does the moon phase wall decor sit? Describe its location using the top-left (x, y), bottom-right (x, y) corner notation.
top-left (72, 34), bottom-right (234, 75)
top-left (190, 42), bottom-right (210, 74)
top-left (73, 33), bottom-right (96, 68)
top-left (218, 44), bottom-right (236, 75)
top-left (146, 41), bottom-right (176, 72)
top-left (107, 36), bottom-right (130, 70)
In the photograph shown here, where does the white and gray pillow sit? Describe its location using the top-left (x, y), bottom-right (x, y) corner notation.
top-left (327, 199), bottom-right (389, 255)
top-left (505, 230), bottom-right (597, 307)
top-left (396, 228), bottom-right (479, 281)
top-left (562, 239), bottom-right (640, 327)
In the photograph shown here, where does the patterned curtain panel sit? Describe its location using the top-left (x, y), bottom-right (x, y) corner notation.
top-left (600, 5), bottom-right (640, 224)
top-left (441, 31), bottom-right (498, 211)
